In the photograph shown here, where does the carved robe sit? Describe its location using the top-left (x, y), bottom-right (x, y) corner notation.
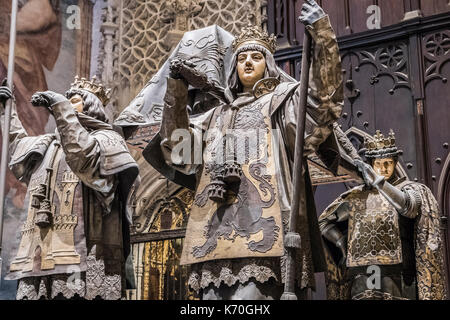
top-left (144, 16), bottom-right (344, 293)
top-left (319, 180), bottom-right (448, 300)
top-left (0, 0), bottom-right (61, 207)
top-left (3, 100), bottom-right (139, 300)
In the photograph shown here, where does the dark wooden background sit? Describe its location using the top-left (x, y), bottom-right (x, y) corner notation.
top-left (267, 0), bottom-right (450, 298)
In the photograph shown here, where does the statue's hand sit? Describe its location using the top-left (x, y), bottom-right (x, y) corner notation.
top-left (169, 58), bottom-right (196, 80)
top-left (0, 86), bottom-right (13, 106)
top-left (354, 159), bottom-right (384, 188)
top-left (31, 91), bottom-right (68, 109)
top-left (298, 0), bottom-right (325, 25)
top-left (169, 58), bottom-right (212, 90)
top-left (354, 159), bottom-right (374, 187)
top-left (169, 58), bottom-right (183, 79)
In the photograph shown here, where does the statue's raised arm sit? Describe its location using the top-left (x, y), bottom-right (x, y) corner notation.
top-left (138, 0), bottom-right (348, 300)
top-left (6, 77), bottom-right (139, 301)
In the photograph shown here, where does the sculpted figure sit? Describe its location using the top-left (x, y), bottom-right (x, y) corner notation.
top-left (144, 0), bottom-right (344, 300)
top-left (319, 130), bottom-right (448, 300)
top-left (0, 0), bottom-right (61, 207)
top-left (0, 77), bottom-right (139, 300)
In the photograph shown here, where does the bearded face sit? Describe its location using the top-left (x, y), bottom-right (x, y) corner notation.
top-left (236, 50), bottom-right (266, 90)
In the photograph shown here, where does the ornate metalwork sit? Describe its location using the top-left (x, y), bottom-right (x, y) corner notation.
top-left (423, 30), bottom-right (450, 85)
top-left (253, 77), bottom-right (280, 98)
top-left (133, 188), bottom-right (194, 234)
top-left (232, 24), bottom-right (277, 53)
top-left (191, 162), bottom-right (279, 258)
top-left (141, 238), bottom-right (197, 300)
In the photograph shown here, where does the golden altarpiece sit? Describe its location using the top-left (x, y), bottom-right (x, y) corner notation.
top-left (130, 185), bottom-right (197, 300)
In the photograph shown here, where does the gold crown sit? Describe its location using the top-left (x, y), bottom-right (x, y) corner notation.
top-left (70, 75), bottom-right (111, 106)
top-left (232, 24), bottom-right (277, 54)
top-left (364, 129), bottom-right (397, 151)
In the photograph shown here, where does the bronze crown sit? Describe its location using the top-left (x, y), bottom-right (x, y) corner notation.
top-left (70, 75), bottom-right (111, 106)
top-left (364, 129), bottom-right (397, 151)
top-left (232, 24), bottom-right (277, 54)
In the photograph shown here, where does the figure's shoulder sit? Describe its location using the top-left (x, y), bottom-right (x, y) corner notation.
top-left (319, 185), bottom-right (364, 220)
top-left (398, 179), bottom-right (421, 187)
top-left (269, 81), bottom-right (300, 115)
top-left (92, 129), bottom-right (138, 176)
top-left (321, 185), bottom-right (365, 213)
top-left (398, 180), bottom-right (434, 198)
top-left (341, 185), bottom-right (366, 199)
top-left (272, 81), bottom-right (299, 98)
top-left (10, 134), bottom-right (56, 166)
top-left (92, 129), bottom-right (127, 149)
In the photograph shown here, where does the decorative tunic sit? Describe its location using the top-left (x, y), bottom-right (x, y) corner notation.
top-left (319, 180), bottom-right (448, 300)
top-left (144, 15), bottom-right (344, 291)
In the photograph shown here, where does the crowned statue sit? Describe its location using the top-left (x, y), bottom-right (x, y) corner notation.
top-left (143, 0), bottom-right (344, 299)
top-left (319, 129), bottom-right (448, 300)
top-left (0, 76), bottom-right (139, 300)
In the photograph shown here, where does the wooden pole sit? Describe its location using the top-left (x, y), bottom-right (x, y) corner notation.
top-left (0, 0), bottom-right (19, 284)
top-left (280, 31), bottom-right (312, 300)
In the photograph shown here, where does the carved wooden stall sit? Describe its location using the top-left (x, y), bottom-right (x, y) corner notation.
top-left (268, 0), bottom-right (450, 295)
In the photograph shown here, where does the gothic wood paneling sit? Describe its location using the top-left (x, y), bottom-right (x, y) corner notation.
top-left (268, 0), bottom-right (450, 47)
top-left (422, 30), bottom-right (450, 193)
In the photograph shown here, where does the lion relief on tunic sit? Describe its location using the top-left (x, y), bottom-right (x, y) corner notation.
top-left (192, 162), bottom-right (279, 258)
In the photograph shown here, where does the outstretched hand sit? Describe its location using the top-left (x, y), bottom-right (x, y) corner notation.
top-left (169, 58), bottom-right (213, 91)
top-left (354, 159), bottom-right (374, 187)
top-left (31, 91), bottom-right (68, 110)
top-left (0, 86), bottom-right (13, 107)
top-left (354, 159), bottom-right (385, 188)
top-left (169, 58), bottom-right (196, 80)
top-left (298, 0), bottom-right (326, 25)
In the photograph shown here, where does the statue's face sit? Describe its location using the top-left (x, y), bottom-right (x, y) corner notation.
top-left (237, 50), bottom-right (266, 90)
top-left (69, 94), bottom-right (84, 113)
top-left (372, 157), bottom-right (396, 180)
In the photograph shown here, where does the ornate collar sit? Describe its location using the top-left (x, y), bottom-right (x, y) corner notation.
top-left (253, 77), bottom-right (280, 98)
top-left (230, 77), bottom-right (281, 108)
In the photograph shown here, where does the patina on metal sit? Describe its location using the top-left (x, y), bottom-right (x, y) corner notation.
top-left (1, 76), bottom-right (139, 300)
top-left (319, 129), bottom-right (448, 300)
top-left (141, 0), bottom-right (346, 300)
